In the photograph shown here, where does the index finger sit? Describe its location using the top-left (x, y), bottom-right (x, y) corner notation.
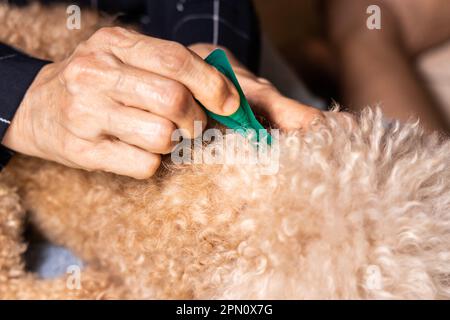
top-left (93, 27), bottom-right (240, 116)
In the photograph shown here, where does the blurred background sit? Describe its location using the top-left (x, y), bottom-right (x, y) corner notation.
top-left (254, 0), bottom-right (450, 134)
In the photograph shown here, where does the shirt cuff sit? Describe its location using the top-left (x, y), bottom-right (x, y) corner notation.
top-left (0, 44), bottom-right (51, 168)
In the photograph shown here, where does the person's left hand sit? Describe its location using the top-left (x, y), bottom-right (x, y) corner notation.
top-left (189, 44), bottom-right (323, 131)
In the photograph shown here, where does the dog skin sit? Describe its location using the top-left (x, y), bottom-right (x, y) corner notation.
top-left (0, 4), bottom-right (449, 299)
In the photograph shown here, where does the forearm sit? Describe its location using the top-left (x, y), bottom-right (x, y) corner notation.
top-left (336, 32), bottom-right (448, 132)
top-left (381, 0), bottom-right (450, 55)
top-left (326, 0), bottom-right (449, 133)
top-left (326, 0), bottom-right (450, 56)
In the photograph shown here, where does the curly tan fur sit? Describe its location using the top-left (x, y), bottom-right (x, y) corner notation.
top-left (0, 3), bottom-right (449, 299)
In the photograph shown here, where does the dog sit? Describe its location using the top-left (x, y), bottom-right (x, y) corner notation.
top-left (0, 3), bottom-right (449, 299)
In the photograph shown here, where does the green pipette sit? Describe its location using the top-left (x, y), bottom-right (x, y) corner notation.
top-left (201, 49), bottom-right (272, 145)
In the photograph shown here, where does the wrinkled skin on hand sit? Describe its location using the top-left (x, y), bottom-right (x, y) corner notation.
top-left (3, 27), bottom-right (240, 179)
top-left (3, 27), bottom-right (322, 179)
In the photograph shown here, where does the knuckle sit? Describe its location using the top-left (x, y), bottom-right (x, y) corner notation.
top-left (136, 155), bottom-right (161, 179)
top-left (208, 71), bottom-right (229, 101)
top-left (164, 83), bottom-right (190, 117)
top-left (256, 77), bottom-right (272, 85)
top-left (91, 26), bottom-right (127, 43)
top-left (63, 53), bottom-right (118, 91)
top-left (73, 40), bottom-right (90, 54)
top-left (81, 141), bottom-right (110, 171)
top-left (59, 136), bottom-right (89, 161)
top-left (92, 27), bottom-right (112, 40)
top-left (158, 42), bottom-right (191, 74)
top-left (156, 121), bottom-right (177, 154)
top-left (63, 56), bottom-right (94, 83)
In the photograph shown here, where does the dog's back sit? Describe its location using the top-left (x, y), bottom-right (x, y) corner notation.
top-left (1, 3), bottom-right (450, 299)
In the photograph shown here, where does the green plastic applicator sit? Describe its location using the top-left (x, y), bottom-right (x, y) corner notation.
top-left (201, 49), bottom-right (272, 145)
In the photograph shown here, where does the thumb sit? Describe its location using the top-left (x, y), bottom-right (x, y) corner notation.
top-left (247, 89), bottom-right (324, 131)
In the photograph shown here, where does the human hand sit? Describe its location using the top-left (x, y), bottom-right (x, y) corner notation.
top-left (2, 27), bottom-right (240, 179)
top-left (189, 43), bottom-right (323, 131)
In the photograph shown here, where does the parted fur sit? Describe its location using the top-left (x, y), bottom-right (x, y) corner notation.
top-left (0, 3), bottom-right (449, 299)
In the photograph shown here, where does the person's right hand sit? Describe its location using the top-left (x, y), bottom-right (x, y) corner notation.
top-left (2, 27), bottom-right (240, 179)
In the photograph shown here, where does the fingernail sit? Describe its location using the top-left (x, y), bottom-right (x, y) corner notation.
top-left (223, 93), bottom-right (240, 115)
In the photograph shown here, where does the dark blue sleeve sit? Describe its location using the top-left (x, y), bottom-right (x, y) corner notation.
top-left (143, 0), bottom-right (261, 73)
top-left (0, 43), bottom-right (50, 168)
